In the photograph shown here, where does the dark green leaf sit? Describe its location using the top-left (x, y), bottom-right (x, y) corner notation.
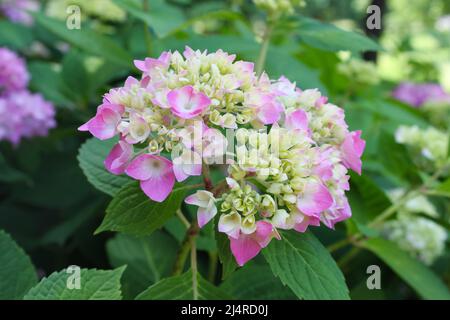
top-left (364, 238), bottom-right (450, 300)
top-left (135, 269), bottom-right (232, 300)
top-left (263, 231), bottom-right (350, 300)
top-left (215, 224), bottom-right (237, 280)
top-left (0, 230), bottom-right (37, 299)
top-left (296, 16), bottom-right (381, 52)
top-left (96, 181), bottom-right (189, 236)
top-left (24, 267), bottom-right (126, 300)
top-left (221, 264), bottom-right (296, 299)
top-left (77, 137), bottom-right (131, 196)
top-left (106, 232), bottom-right (178, 299)
top-left (113, 0), bottom-right (185, 38)
top-left (32, 12), bottom-right (131, 67)
top-left (347, 173), bottom-right (392, 224)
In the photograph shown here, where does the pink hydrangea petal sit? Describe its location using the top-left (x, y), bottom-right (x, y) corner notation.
top-left (297, 180), bottom-right (334, 216)
top-left (294, 215), bottom-right (320, 233)
top-left (197, 206), bottom-right (217, 228)
top-left (125, 154), bottom-right (172, 181)
top-left (168, 86), bottom-right (210, 119)
top-left (257, 101), bottom-right (283, 125)
top-left (140, 170), bottom-right (175, 202)
top-left (229, 235), bottom-right (262, 267)
top-left (341, 130), bottom-right (365, 174)
top-left (253, 221), bottom-right (274, 248)
top-left (104, 141), bottom-right (133, 175)
top-left (285, 109), bottom-right (309, 134)
top-left (86, 108), bottom-right (120, 140)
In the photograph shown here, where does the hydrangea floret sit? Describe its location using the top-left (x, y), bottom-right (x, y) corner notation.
top-left (79, 47), bottom-right (365, 266)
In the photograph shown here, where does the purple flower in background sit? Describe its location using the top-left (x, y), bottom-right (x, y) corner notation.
top-left (0, 91), bottom-right (56, 145)
top-left (392, 82), bottom-right (450, 107)
top-left (0, 47), bottom-right (29, 94)
top-left (0, 0), bottom-right (39, 26)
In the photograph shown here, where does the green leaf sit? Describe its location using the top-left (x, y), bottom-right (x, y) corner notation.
top-left (363, 238), bottom-right (450, 300)
top-left (378, 131), bottom-right (421, 185)
top-left (135, 270), bottom-right (232, 300)
top-left (0, 230), bottom-right (37, 299)
top-left (0, 154), bottom-right (29, 183)
top-left (296, 16), bottom-right (381, 52)
top-left (28, 62), bottom-right (73, 107)
top-left (0, 21), bottom-right (33, 49)
top-left (24, 267), bottom-right (126, 300)
top-left (61, 51), bottom-right (90, 104)
top-left (106, 232), bottom-right (178, 299)
top-left (113, 0), bottom-right (185, 38)
top-left (215, 224), bottom-right (237, 280)
top-left (221, 264), bottom-right (296, 300)
top-left (265, 46), bottom-right (325, 93)
top-left (77, 137), bottom-right (131, 196)
top-left (263, 231), bottom-right (350, 300)
top-left (347, 173), bottom-right (392, 224)
top-left (32, 12), bottom-right (131, 67)
top-left (437, 178), bottom-right (450, 193)
top-left (96, 181), bottom-right (189, 236)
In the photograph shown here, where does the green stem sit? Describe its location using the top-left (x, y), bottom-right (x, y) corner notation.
top-left (255, 23), bottom-right (274, 76)
top-left (207, 251), bottom-right (218, 283)
top-left (191, 234), bottom-right (198, 300)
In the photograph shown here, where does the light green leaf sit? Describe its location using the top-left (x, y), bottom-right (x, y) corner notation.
top-left (24, 267), bottom-right (126, 300)
top-left (0, 21), bottom-right (33, 49)
top-left (28, 62), bottom-right (73, 107)
top-left (96, 181), bottom-right (189, 236)
top-left (296, 16), bottom-right (381, 52)
top-left (113, 0), bottom-right (185, 38)
top-left (32, 12), bottom-right (131, 67)
top-left (263, 231), bottom-right (350, 300)
top-left (136, 270), bottom-right (232, 300)
top-left (221, 264), bottom-right (296, 300)
top-left (77, 137), bottom-right (131, 196)
top-left (0, 230), bottom-right (37, 300)
top-left (363, 238), bottom-right (450, 300)
top-left (61, 50), bottom-right (90, 104)
top-left (106, 232), bottom-right (178, 299)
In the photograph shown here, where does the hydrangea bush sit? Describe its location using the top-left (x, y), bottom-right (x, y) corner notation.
top-left (1, 0), bottom-right (450, 302)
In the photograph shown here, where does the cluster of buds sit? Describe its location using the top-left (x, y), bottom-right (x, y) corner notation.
top-left (382, 189), bottom-right (447, 265)
top-left (0, 0), bottom-right (38, 26)
top-left (46, 0), bottom-right (126, 23)
top-left (253, 0), bottom-right (305, 18)
top-left (80, 47), bottom-right (365, 266)
top-left (395, 125), bottom-right (449, 172)
top-left (337, 59), bottom-right (380, 86)
top-left (0, 47), bottom-right (55, 145)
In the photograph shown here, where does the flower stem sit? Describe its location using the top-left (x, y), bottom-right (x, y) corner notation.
top-left (191, 233), bottom-right (199, 300)
top-left (207, 251), bottom-right (218, 283)
top-left (172, 220), bottom-right (200, 276)
top-left (255, 23), bottom-right (274, 76)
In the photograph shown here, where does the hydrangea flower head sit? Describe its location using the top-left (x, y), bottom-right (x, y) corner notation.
top-left (80, 47), bottom-right (365, 266)
top-left (0, 0), bottom-right (39, 25)
top-left (392, 82), bottom-right (450, 108)
top-left (0, 91), bottom-right (56, 145)
top-left (0, 47), bottom-right (29, 94)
